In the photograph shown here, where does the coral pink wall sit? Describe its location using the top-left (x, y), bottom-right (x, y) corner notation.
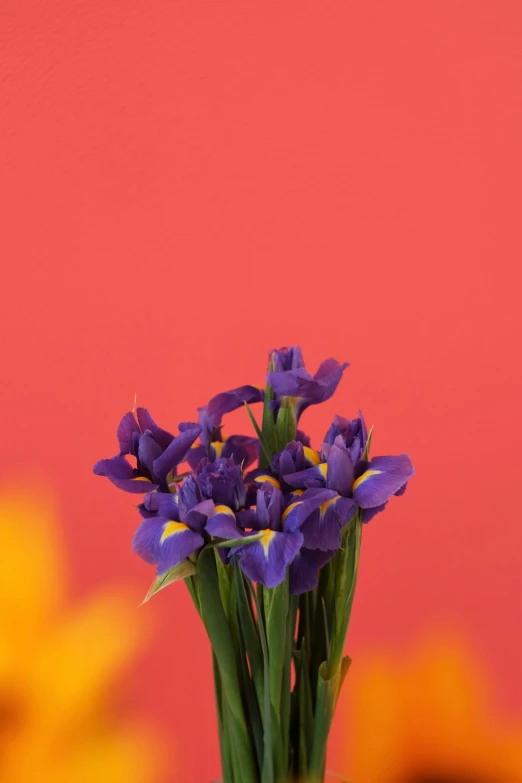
top-left (1, 2), bottom-right (521, 780)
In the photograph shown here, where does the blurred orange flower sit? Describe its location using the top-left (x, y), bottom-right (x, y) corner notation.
top-left (345, 635), bottom-right (522, 783)
top-left (0, 489), bottom-right (164, 782)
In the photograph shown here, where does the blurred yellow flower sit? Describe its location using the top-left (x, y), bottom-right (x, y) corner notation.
top-left (345, 635), bottom-right (522, 783)
top-left (0, 489), bottom-right (164, 783)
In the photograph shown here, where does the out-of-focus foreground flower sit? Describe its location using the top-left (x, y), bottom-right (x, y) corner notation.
top-left (0, 489), bottom-right (163, 783)
top-left (345, 635), bottom-right (522, 783)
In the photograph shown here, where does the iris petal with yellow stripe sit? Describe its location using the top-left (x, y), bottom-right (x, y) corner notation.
top-left (352, 455), bottom-right (414, 510)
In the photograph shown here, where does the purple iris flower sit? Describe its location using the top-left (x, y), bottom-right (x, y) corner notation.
top-left (133, 491), bottom-right (214, 574)
top-left (235, 484), bottom-right (303, 589)
top-left (284, 437), bottom-right (415, 523)
top-left (196, 456), bottom-right (247, 511)
top-left (204, 347), bottom-right (347, 431)
top-left (322, 413), bottom-right (368, 464)
top-left (267, 346), bottom-right (349, 420)
top-left (186, 407), bottom-right (258, 471)
top-left (93, 408), bottom-right (202, 493)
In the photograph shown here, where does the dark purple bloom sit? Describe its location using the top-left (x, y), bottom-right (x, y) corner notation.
top-left (223, 484), bottom-right (303, 589)
top-left (322, 413), bottom-right (368, 464)
top-left (196, 456), bottom-right (247, 511)
top-left (133, 491), bottom-right (214, 574)
top-left (289, 547), bottom-right (336, 595)
top-left (273, 440), bottom-right (322, 477)
top-left (267, 347), bottom-right (349, 419)
top-left (270, 346), bottom-right (305, 373)
top-left (93, 408), bottom-right (201, 493)
top-left (284, 441), bottom-right (415, 523)
top-left (284, 487), bottom-right (355, 551)
top-left (187, 407), bottom-right (259, 471)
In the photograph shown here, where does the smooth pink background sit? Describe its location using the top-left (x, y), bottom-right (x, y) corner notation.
top-left (1, 2), bottom-right (521, 780)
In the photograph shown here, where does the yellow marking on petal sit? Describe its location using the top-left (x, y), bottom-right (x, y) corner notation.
top-left (318, 463), bottom-right (328, 478)
top-left (160, 521), bottom-right (189, 543)
top-left (221, 433), bottom-right (229, 442)
top-left (131, 476), bottom-right (152, 482)
top-left (292, 489), bottom-right (304, 496)
top-left (303, 447), bottom-right (321, 466)
top-left (212, 441), bottom-right (224, 457)
top-left (352, 469), bottom-right (382, 492)
top-left (320, 496), bottom-right (339, 515)
top-left (282, 501), bottom-right (302, 522)
top-left (256, 475), bottom-right (281, 489)
top-left (261, 529), bottom-right (276, 554)
top-left (215, 505), bottom-right (235, 517)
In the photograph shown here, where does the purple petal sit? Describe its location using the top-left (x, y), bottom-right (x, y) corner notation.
top-left (207, 385), bottom-right (264, 427)
top-left (143, 491), bottom-right (180, 518)
top-left (186, 443), bottom-right (207, 470)
top-left (353, 454), bottom-right (415, 508)
top-left (138, 432), bottom-right (163, 476)
top-left (153, 424), bottom-right (202, 479)
top-left (93, 455), bottom-right (158, 493)
top-left (206, 507), bottom-right (242, 538)
top-left (222, 435), bottom-right (259, 469)
top-left (157, 526), bottom-right (204, 574)
top-left (296, 488), bottom-right (338, 526)
top-left (235, 509), bottom-right (260, 530)
top-left (284, 464), bottom-right (328, 489)
top-left (326, 445), bottom-right (354, 497)
top-left (289, 548), bottom-right (337, 595)
top-left (298, 493), bottom-right (352, 550)
top-left (362, 503), bottom-right (388, 523)
top-left (296, 429), bottom-right (311, 447)
top-left (269, 346), bottom-right (305, 372)
top-left (239, 530), bottom-right (303, 588)
top-left (267, 367), bottom-right (312, 397)
top-left (117, 412), bottom-right (140, 454)
top-left (132, 516), bottom-right (166, 565)
top-left (184, 499), bottom-right (215, 533)
top-left (136, 408), bottom-right (174, 450)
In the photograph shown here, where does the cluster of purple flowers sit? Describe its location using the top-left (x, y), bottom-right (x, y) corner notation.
top-left (94, 347), bottom-right (414, 594)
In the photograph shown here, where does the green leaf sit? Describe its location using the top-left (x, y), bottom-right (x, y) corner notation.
top-left (260, 356), bottom-right (277, 464)
top-left (247, 580), bottom-right (274, 783)
top-left (214, 532), bottom-right (264, 548)
top-left (260, 373), bottom-right (277, 469)
top-left (275, 397), bottom-right (297, 450)
top-left (235, 569), bottom-right (264, 708)
top-left (265, 578), bottom-right (289, 716)
top-left (308, 660), bottom-right (343, 781)
top-left (297, 637), bottom-right (314, 777)
top-left (362, 424), bottom-right (374, 461)
top-left (245, 402), bottom-right (274, 466)
top-left (264, 579), bottom-right (289, 780)
top-left (140, 559), bottom-right (197, 605)
top-left (281, 593), bottom-right (298, 768)
top-left (215, 551), bottom-right (232, 621)
top-left (197, 549), bottom-right (258, 782)
top-left (212, 652), bottom-right (235, 783)
top-left (327, 513), bottom-right (363, 677)
top-left (232, 566), bottom-right (264, 772)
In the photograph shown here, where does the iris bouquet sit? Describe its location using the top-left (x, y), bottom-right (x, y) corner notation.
top-left (94, 347), bottom-right (414, 783)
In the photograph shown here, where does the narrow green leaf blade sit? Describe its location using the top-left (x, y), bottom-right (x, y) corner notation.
top-left (140, 559), bottom-right (196, 605)
top-left (197, 548), bottom-right (258, 781)
top-left (214, 532), bottom-right (264, 548)
top-left (362, 424), bottom-right (374, 461)
top-left (245, 402), bottom-right (274, 466)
